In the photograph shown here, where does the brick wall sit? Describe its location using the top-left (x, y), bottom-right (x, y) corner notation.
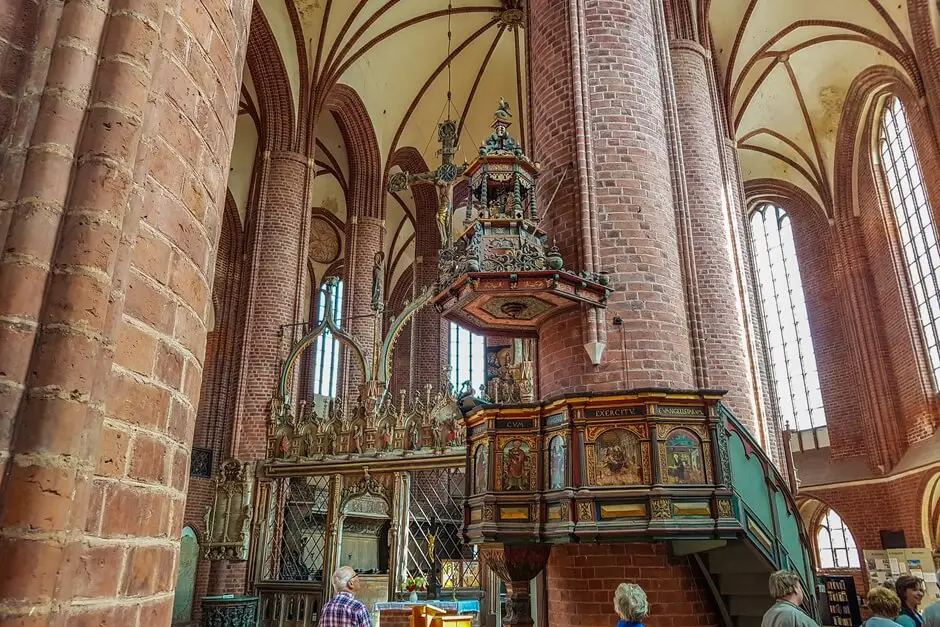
top-left (387, 266), bottom-right (414, 395)
top-left (236, 152), bottom-right (309, 461)
top-left (0, 0), bottom-right (42, 243)
top-left (801, 465), bottom-right (940, 595)
top-left (546, 543), bottom-right (720, 627)
top-left (530, 0), bottom-right (694, 397)
top-left (670, 39), bottom-right (754, 428)
top-left (0, 0), bottom-right (252, 622)
top-left (341, 216), bottom-right (385, 401)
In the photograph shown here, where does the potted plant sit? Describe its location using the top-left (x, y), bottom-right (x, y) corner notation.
top-left (404, 575), bottom-right (426, 603)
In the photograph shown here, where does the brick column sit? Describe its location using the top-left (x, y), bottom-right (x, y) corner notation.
top-left (411, 252), bottom-right (447, 393)
top-left (235, 151), bottom-right (309, 460)
top-left (340, 216), bottom-right (385, 404)
top-left (529, 0), bottom-right (694, 396)
top-left (0, 0), bottom-right (252, 622)
top-left (669, 39), bottom-right (755, 427)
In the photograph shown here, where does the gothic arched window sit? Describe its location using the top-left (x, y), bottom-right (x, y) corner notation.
top-left (878, 96), bottom-right (940, 388)
top-left (750, 204), bottom-right (827, 430)
top-left (816, 508), bottom-right (860, 569)
top-left (449, 322), bottom-right (485, 394)
top-left (312, 279), bottom-right (343, 397)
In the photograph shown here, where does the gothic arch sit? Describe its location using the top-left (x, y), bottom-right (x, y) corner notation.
top-left (918, 469), bottom-right (940, 549)
top-left (322, 84), bottom-right (383, 220)
top-left (246, 5), bottom-right (296, 152)
top-left (830, 66), bottom-right (940, 462)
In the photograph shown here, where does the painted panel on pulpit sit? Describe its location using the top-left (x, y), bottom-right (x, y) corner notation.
top-left (548, 436), bottom-right (566, 489)
top-left (473, 444), bottom-right (488, 494)
top-left (595, 429), bottom-right (642, 486)
top-left (664, 429), bottom-right (706, 484)
top-left (501, 439), bottom-right (531, 491)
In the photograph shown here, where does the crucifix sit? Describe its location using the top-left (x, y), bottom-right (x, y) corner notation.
top-left (387, 120), bottom-right (467, 249)
top-left (426, 514), bottom-right (440, 600)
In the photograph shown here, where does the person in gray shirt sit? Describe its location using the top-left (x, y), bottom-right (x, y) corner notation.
top-left (761, 570), bottom-right (819, 627)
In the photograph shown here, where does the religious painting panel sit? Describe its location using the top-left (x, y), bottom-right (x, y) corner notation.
top-left (548, 435), bottom-right (566, 490)
top-left (473, 443), bottom-right (489, 494)
top-left (587, 428), bottom-right (644, 486)
top-left (662, 428), bottom-right (706, 484)
top-left (497, 436), bottom-right (536, 491)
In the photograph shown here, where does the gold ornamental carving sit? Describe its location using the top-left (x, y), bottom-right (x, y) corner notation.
top-left (203, 459), bottom-right (254, 561)
top-left (483, 504), bottom-right (495, 522)
top-left (577, 501), bottom-right (593, 521)
top-left (651, 497), bottom-right (671, 519)
top-left (585, 423), bottom-right (647, 442)
top-left (716, 498), bottom-right (733, 519)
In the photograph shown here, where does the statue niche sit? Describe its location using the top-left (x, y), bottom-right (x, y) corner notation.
top-left (203, 459), bottom-right (254, 561)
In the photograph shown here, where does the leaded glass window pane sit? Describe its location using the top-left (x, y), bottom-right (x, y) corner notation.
top-left (750, 205), bottom-right (827, 430)
top-left (816, 509), bottom-right (860, 569)
top-left (312, 280), bottom-right (344, 397)
top-left (449, 323), bottom-right (485, 393)
top-left (879, 97), bottom-right (940, 388)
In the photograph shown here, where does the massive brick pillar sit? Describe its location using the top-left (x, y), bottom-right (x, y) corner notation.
top-left (236, 151), bottom-right (309, 458)
top-left (669, 36), bottom-right (755, 427)
top-left (225, 151), bottom-right (309, 592)
top-left (529, 0), bottom-right (694, 396)
top-left (411, 190), bottom-right (448, 393)
top-left (0, 0), bottom-right (251, 622)
top-left (411, 252), bottom-right (448, 391)
top-left (340, 215), bottom-right (385, 403)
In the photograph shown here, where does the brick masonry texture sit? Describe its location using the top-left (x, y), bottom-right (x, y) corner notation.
top-left (3, 0), bottom-right (940, 623)
top-left (546, 543), bottom-right (720, 627)
top-left (670, 40), bottom-right (754, 428)
top-left (235, 152), bottom-right (309, 463)
top-left (0, 0), bottom-right (252, 622)
top-left (530, 0), bottom-right (695, 397)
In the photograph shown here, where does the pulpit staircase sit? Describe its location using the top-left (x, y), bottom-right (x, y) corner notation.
top-left (672, 404), bottom-right (817, 627)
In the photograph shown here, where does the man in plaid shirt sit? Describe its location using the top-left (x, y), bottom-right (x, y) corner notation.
top-left (319, 566), bottom-right (372, 627)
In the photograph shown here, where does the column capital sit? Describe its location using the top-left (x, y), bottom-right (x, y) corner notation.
top-left (268, 150), bottom-right (309, 166)
top-left (668, 38), bottom-right (710, 60)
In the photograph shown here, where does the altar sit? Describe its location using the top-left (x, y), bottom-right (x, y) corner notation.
top-left (375, 601), bottom-right (479, 627)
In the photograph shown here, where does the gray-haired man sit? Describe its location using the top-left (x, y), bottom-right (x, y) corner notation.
top-left (318, 566), bottom-right (372, 627)
top-left (761, 570), bottom-right (819, 627)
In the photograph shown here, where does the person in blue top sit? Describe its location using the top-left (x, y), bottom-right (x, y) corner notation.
top-left (922, 601), bottom-right (940, 627)
top-left (895, 575), bottom-right (926, 627)
top-left (865, 586), bottom-right (903, 627)
top-left (613, 582), bottom-right (648, 627)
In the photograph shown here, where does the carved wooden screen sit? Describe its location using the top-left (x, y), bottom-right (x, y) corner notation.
top-left (405, 468), bottom-right (479, 588)
top-left (262, 475), bottom-right (331, 581)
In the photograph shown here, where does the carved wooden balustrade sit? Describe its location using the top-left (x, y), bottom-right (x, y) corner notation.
top-left (256, 581), bottom-right (321, 627)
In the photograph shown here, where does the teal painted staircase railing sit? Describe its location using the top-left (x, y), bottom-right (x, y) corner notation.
top-left (675, 403), bottom-right (818, 627)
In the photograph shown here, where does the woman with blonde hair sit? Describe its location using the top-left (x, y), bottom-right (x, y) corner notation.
top-left (613, 582), bottom-right (649, 627)
top-left (866, 586), bottom-right (903, 627)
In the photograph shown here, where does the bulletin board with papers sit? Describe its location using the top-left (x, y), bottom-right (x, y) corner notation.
top-left (863, 548), bottom-right (940, 603)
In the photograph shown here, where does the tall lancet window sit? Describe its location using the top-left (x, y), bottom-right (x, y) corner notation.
top-left (750, 204), bottom-right (827, 430)
top-left (312, 279), bottom-right (344, 397)
top-left (879, 97), bottom-right (940, 388)
top-left (449, 323), bottom-right (485, 394)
